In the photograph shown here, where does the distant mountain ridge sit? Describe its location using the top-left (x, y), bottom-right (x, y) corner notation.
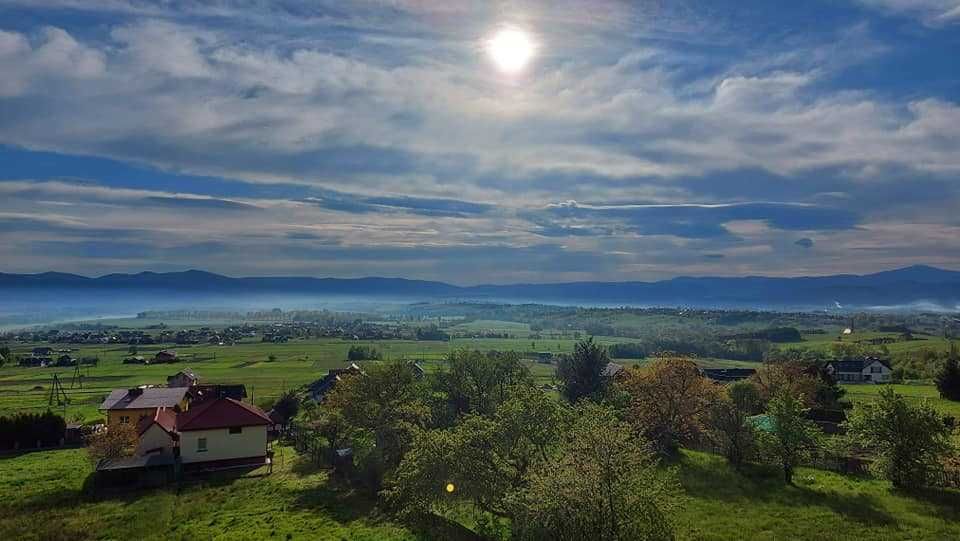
top-left (2, 265), bottom-right (959, 310)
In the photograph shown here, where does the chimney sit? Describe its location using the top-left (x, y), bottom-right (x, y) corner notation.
top-left (128, 387), bottom-right (143, 397)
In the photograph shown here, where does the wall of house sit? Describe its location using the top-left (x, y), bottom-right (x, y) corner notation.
top-left (137, 424), bottom-right (175, 456)
top-left (106, 408), bottom-right (155, 426)
top-left (861, 363), bottom-right (891, 383)
top-left (179, 425), bottom-right (267, 464)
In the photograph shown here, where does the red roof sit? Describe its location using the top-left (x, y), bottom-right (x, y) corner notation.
top-left (177, 398), bottom-right (271, 431)
top-left (137, 408), bottom-right (178, 436)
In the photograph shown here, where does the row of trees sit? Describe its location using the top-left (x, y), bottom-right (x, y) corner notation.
top-left (301, 340), bottom-right (957, 539)
top-left (0, 411), bottom-right (66, 450)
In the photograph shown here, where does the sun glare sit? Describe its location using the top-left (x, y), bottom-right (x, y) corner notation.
top-left (486, 28), bottom-right (535, 74)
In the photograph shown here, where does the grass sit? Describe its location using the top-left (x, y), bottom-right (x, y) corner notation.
top-left (677, 450), bottom-right (960, 540)
top-left (842, 383), bottom-right (960, 417)
top-left (0, 446), bottom-right (419, 541)
top-left (3, 446), bottom-right (958, 540)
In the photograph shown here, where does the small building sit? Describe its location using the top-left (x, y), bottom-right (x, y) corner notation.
top-left (825, 358), bottom-right (892, 383)
top-left (99, 387), bottom-right (190, 426)
top-left (308, 363), bottom-right (363, 402)
top-left (153, 350), bottom-right (178, 364)
top-left (188, 384), bottom-right (248, 403)
top-left (177, 398), bottom-right (272, 466)
top-left (167, 368), bottom-right (199, 388)
top-left (32, 347), bottom-right (54, 357)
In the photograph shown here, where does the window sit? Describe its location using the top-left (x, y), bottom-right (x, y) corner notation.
top-left (229, 426), bottom-right (242, 435)
top-left (119, 416), bottom-right (130, 424)
top-left (871, 366), bottom-right (882, 373)
top-left (197, 437), bottom-right (208, 453)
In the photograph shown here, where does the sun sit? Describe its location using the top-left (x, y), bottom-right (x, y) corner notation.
top-left (486, 28), bottom-right (535, 74)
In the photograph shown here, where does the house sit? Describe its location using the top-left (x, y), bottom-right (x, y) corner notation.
top-left (153, 350), bottom-right (178, 364)
top-left (176, 398), bottom-right (272, 466)
top-left (308, 363), bottom-right (363, 402)
top-left (701, 368), bottom-right (757, 382)
top-left (167, 368), bottom-right (199, 388)
top-left (136, 408), bottom-right (179, 457)
top-left (32, 347), bottom-right (54, 357)
top-left (99, 386), bottom-right (190, 426)
top-left (825, 357), bottom-right (892, 383)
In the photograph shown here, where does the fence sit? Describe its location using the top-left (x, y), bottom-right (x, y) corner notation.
top-left (684, 438), bottom-right (873, 476)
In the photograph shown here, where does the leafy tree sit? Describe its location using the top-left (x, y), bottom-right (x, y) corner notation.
top-left (433, 350), bottom-right (530, 419)
top-left (325, 360), bottom-right (430, 477)
top-left (507, 403), bottom-right (679, 541)
top-left (707, 381), bottom-right (762, 468)
top-left (556, 337), bottom-right (611, 403)
top-left (620, 356), bottom-right (720, 456)
top-left (758, 390), bottom-right (820, 484)
top-left (348, 345), bottom-right (382, 362)
top-left (846, 387), bottom-right (955, 488)
top-left (750, 362), bottom-right (819, 407)
top-left (386, 385), bottom-right (563, 520)
top-left (0, 344), bottom-right (11, 367)
top-left (935, 357), bottom-right (960, 401)
top-left (86, 422), bottom-right (138, 465)
top-left (271, 390), bottom-right (300, 430)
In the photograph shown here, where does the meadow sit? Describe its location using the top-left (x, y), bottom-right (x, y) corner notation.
top-left (1, 446), bottom-right (957, 540)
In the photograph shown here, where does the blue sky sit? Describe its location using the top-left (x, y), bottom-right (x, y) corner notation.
top-left (1, 0), bottom-right (959, 283)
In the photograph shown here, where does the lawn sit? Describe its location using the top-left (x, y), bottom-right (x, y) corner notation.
top-left (3, 446), bottom-right (958, 540)
top-left (0, 446), bottom-right (421, 541)
top-left (842, 383), bottom-right (960, 417)
top-left (677, 450), bottom-right (960, 540)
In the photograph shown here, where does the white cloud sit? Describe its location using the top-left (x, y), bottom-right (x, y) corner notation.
top-left (857, 0), bottom-right (960, 24)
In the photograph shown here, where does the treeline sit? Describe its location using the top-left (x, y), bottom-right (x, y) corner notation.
top-left (0, 411), bottom-right (66, 450)
top-left (347, 345), bottom-right (382, 362)
top-left (608, 335), bottom-right (775, 361)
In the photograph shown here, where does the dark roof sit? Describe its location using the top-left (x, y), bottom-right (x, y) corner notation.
top-left (828, 357), bottom-right (891, 372)
top-left (99, 387), bottom-right (189, 410)
top-left (189, 384), bottom-right (248, 402)
top-left (96, 453), bottom-right (175, 471)
top-left (702, 368), bottom-right (757, 382)
top-left (177, 398), bottom-right (271, 431)
top-left (168, 368), bottom-right (198, 380)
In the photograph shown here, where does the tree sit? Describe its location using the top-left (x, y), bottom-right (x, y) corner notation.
top-left (325, 360), bottom-right (430, 477)
top-left (271, 390), bottom-right (300, 430)
top-left (707, 381), bottom-right (762, 468)
top-left (845, 387), bottom-right (955, 489)
top-left (620, 357), bottom-right (721, 456)
top-left (750, 362), bottom-right (819, 407)
top-left (507, 403), bottom-right (679, 541)
top-left (386, 385), bottom-right (563, 520)
top-left (86, 423), bottom-right (138, 465)
top-left (556, 337), bottom-right (611, 403)
top-left (935, 357), bottom-right (960, 401)
top-left (758, 390), bottom-right (820, 484)
top-left (433, 350), bottom-right (530, 420)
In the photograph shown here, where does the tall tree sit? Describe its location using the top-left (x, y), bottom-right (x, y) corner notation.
top-left (846, 387), bottom-right (954, 489)
top-left (555, 337), bottom-right (611, 403)
top-left (935, 356), bottom-right (960, 401)
top-left (508, 403), bottom-right (679, 541)
top-left (758, 390), bottom-right (820, 484)
top-left (434, 349), bottom-right (530, 419)
top-left (750, 362), bottom-right (819, 407)
top-left (707, 380), bottom-right (762, 468)
top-left (620, 356), bottom-right (720, 456)
top-left (271, 390), bottom-right (301, 431)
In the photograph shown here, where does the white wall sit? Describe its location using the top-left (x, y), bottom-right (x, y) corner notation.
top-left (137, 424), bottom-right (175, 456)
top-left (179, 425), bottom-right (267, 464)
top-left (862, 362), bottom-right (891, 383)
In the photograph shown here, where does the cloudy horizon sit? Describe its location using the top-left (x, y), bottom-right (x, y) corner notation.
top-left (2, 1), bottom-right (959, 284)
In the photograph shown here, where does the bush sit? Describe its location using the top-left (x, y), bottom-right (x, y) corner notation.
top-left (0, 411), bottom-right (67, 450)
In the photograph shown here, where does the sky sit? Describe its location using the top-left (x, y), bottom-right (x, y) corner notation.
top-left (1, 0), bottom-right (959, 284)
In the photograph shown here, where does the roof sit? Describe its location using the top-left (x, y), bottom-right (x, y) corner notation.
top-left (701, 368), bottom-right (757, 382)
top-left (99, 387), bottom-right (189, 411)
top-left (828, 357), bottom-right (892, 372)
top-left (189, 384), bottom-right (248, 402)
top-left (169, 368), bottom-right (198, 380)
top-left (601, 362), bottom-right (624, 378)
top-left (177, 398), bottom-right (271, 431)
top-left (137, 408), bottom-right (178, 436)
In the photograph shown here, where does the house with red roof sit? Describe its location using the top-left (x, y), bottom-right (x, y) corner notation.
top-left (132, 398), bottom-right (272, 467)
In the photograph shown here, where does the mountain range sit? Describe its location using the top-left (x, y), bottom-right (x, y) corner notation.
top-left (2, 265), bottom-right (960, 311)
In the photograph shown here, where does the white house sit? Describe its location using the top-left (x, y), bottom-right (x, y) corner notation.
top-left (136, 408), bottom-right (178, 457)
top-left (176, 397), bottom-right (272, 465)
top-left (825, 358), bottom-right (892, 383)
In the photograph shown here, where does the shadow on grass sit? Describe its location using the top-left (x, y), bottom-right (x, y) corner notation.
top-left (893, 486), bottom-right (960, 519)
top-left (288, 473), bottom-right (380, 523)
top-left (677, 453), bottom-right (896, 525)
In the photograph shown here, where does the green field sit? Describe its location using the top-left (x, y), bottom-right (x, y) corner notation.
top-left (2, 446), bottom-right (957, 540)
top-left (842, 383), bottom-right (960, 417)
